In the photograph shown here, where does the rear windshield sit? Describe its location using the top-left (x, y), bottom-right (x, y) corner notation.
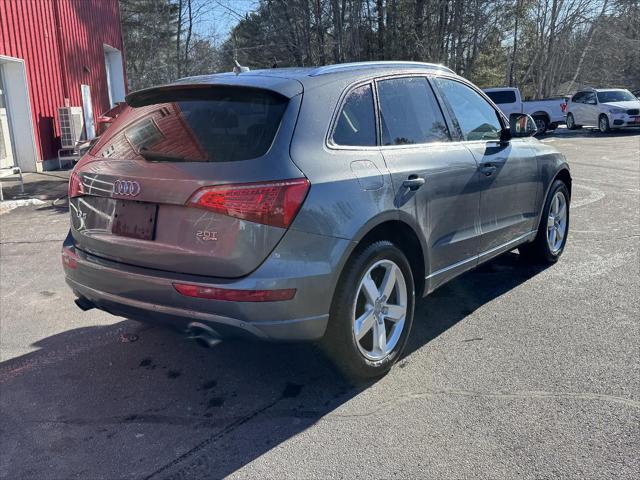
top-left (90, 87), bottom-right (289, 162)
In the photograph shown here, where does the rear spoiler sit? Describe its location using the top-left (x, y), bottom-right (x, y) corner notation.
top-left (126, 74), bottom-right (303, 107)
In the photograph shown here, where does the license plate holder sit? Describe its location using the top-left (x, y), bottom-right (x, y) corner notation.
top-left (112, 201), bottom-right (158, 240)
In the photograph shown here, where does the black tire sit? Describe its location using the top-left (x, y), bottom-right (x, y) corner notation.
top-left (566, 113), bottom-right (581, 130)
top-left (322, 240), bottom-right (415, 380)
top-left (533, 115), bottom-right (548, 135)
top-left (520, 180), bottom-right (570, 264)
top-left (598, 114), bottom-right (610, 133)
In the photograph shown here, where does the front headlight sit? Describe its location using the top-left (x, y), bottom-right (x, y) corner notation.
top-left (609, 108), bottom-right (625, 114)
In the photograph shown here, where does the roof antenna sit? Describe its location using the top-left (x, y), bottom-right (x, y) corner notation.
top-left (232, 35), bottom-right (250, 75)
top-left (233, 59), bottom-right (250, 75)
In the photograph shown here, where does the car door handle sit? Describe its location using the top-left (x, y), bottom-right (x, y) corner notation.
top-left (402, 176), bottom-right (425, 191)
top-left (479, 163), bottom-right (498, 176)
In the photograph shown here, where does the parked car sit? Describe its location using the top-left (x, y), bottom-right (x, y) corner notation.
top-left (62, 61), bottom-right (571, 379)
top-left (483, 87), bottom-right (567, 135)
top-left (566, 88), bottom-right (640, 132)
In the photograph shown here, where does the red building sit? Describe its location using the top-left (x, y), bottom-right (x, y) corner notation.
top-left (0, 0), bottom-right (126, 171)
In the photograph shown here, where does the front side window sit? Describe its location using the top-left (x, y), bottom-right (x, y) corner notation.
top-left (433, 78), bottom-right (502, 141)
top-left (332, 84), bottom-right (376, 146)
top-left (584, 92), bottom-right (597, 104)
top-left (377, 77), bottom-right (450, 145)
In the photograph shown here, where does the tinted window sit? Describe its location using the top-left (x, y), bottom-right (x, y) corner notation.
top-left (434, 78), bottom-right (502, 141)
top-left (597, 90), bottom-right (636, 103)
top-left (377, 77), bottom-right (450, 145)
top-left (332, 84), bottom-right (376, 146)
top-left (90, 87), bottom-right (288, 162)
top-left (486, 90), bottom-right (517, 104)
top-left (571, 92), bottom-right (586, 103)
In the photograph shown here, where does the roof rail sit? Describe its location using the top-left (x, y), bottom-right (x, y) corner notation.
top-left (309, 61), bottom-right (455, 77)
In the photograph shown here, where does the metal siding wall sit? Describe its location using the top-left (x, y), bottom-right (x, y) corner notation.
top-left (0, 0), bottom-right (125, 163)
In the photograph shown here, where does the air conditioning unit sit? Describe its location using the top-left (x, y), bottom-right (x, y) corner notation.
top-left (58, 106), bottom-right (84, 149)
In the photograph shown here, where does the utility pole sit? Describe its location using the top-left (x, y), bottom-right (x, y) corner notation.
top-left (509, 0), bottom-right (521, 87)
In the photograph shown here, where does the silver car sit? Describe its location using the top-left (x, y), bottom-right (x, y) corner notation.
top-left (63, 61), bottom-right (571, 378)
top-left (566, 88), bottom-right (640, 132)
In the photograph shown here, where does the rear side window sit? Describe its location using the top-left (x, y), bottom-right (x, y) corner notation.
top-left (90, 87), bottom-right (289, 162)
top-left (332, 84), bottom-right (376, 146)
top-left (377, 77), bottom-right (450, 145)
top-left (433, 78), bottom-right (502, 141)
top-left (571, 92), bottom-right (586, 103)
top-left (485, 90), bottom-right (517, 104)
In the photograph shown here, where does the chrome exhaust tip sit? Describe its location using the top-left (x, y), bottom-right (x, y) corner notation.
top-left (186, 322), bottom-right (222, 348)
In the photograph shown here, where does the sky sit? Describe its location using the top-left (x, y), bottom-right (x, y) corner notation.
top-left (194, 0), bottom-right (258, 42)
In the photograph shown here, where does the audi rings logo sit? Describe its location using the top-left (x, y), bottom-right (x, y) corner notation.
top-left (113, 180), bottom-right (141, 197)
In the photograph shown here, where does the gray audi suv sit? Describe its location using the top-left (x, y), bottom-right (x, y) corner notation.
top-left (63, 61), bottom-right (571, 378)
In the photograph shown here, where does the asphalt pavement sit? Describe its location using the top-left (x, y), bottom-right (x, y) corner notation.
top-left (1, 128), bottom-right (638, 479)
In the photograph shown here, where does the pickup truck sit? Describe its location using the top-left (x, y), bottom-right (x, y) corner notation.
top-left (483, 87), bottom-right (567, 135)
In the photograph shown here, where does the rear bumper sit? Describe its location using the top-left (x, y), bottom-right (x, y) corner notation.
top-left (63, 229), bottom-right (352, 341)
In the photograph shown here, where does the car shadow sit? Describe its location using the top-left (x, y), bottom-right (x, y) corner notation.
top-left (0, 252), bottom-right (548, 479)
top-left (545, 127), bottom-right (640, 138)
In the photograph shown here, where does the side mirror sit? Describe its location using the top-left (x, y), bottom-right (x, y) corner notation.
top-left (509, 113), bottom-right (537, 138)
top-left (587, 99), bottom-right (597, 105)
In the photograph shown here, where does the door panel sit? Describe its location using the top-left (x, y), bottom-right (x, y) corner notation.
top-left (375, 76), bottom-right (481, 286)
top-left (383, 143), bottom-right (481, 277)
top-left (465, 139), bottom-right (539, 252)
top-left (583, 92), bottom-right (598, 125)
top-left (432, 76), bottom-right (539, 256)
top-left (572, 102), bottom-right (583, 124)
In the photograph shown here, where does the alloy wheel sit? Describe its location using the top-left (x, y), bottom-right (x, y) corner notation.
top-left (547, 190), bottom-right (568, 254)
top-left (352, 259), bottom-right (407, 361)
top-left (566, 114), bottom-right (574, 129)
top-left (599, 116), bottom-right (609, 133)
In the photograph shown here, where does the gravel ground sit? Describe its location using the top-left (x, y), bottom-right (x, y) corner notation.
top-left (1, 129), bottom-right (638, 479)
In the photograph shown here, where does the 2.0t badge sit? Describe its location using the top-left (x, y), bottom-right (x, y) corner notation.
top-left (113, 179), bottom-right (141, 197)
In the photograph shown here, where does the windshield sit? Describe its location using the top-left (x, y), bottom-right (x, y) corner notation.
top-left (596, 90), bottom-right (636, 103)
top-left (89, 87), bottom-right (289, 162)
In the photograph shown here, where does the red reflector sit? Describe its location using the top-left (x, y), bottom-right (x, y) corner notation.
top-left (187, 178), bottom-right (310, 229)
top-left (69, 171), bottom-right (84, 198)
top-left (173, 283), bottom-right (296, 302)
top-left (62, 248), bottom-right (78, 269)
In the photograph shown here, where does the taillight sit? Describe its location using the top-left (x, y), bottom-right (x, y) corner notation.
top-left (173, 283), bottom-right (296, 302)
top-left (69, 172), bottom-right (84, 198)
top-left (186, 178), bottom-right (310, 229)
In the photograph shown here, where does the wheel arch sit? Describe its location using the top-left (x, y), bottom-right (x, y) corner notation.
top-left (533, 166), bottom-right (572, 233)
top-left (531, 111), bottom-right (551, 121)
top-left (342, 213), bottom-right (428, 297)
top-left (554, 167), bottom-right (572, 197)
